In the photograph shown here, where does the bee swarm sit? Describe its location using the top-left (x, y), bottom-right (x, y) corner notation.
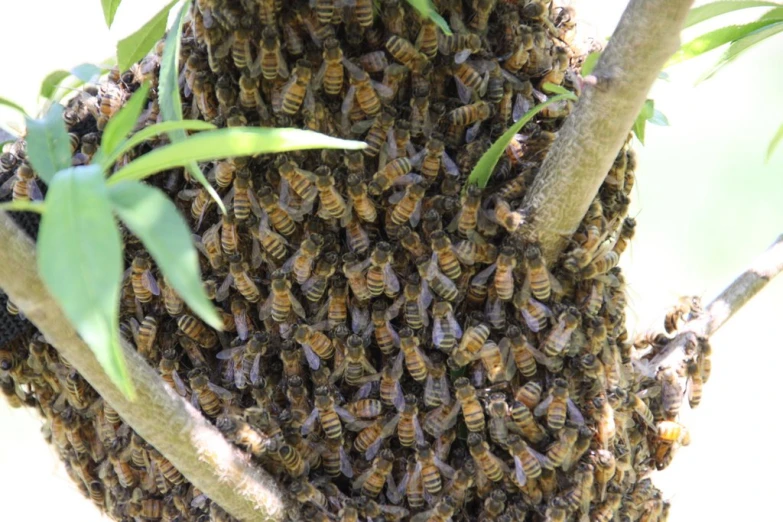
top-left (0, 1), bottom-right (711, 521)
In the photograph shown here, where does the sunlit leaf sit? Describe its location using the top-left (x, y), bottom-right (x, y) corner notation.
top-left (649, 109), bottom-right (670, 126)
top-left (101, 0), bottom-right (123, 28)
top-left (106, 120), bottom-right (216, 165)
top-left (632, 99), bottom-right (656, 145)
top-left (658, 71), bottom-right (671, 81)
top-left (581, 51), bottom-right (601, 76)
top-left (0, 96), bottom-right (28, 117)
top-left (39, 70), bottom-right (71, 100)
top-left (685, 1), bottom-right (780, 28)
top-left (668, 19), bottom-right (782, 65)
top-left (698, 21), bottom-right (783, 81)
top-left (405, 0), bottom-right (453, 35)
top-left (156, 1), bottom-right (220, 212)
top-left (466, 93), bottom-right (578, 189)
top-left (767, 122), bottom-right (783, 162)
top-left (0, 201), bottom-right (46, 213)
top-left (116, 0), bottom-right (179, 72)
top-left (108, 181), bottom-right (222, 330)
top-left (24, 105), bottom-right (72, 184)
top-left (38, 165), bottom-right (132, 398)
top-left (632, 117), bottom-right (647, 145)
top-left (541, 83), bottom-right (572, 96)
top-left (759, 5), bottom-right (783, 20)
top-left (100, 82), bottom-right (151, 163)
top-left (109, 128), bottom-right (366, 184)
top-left (71, 63), bottom-right (104, 83)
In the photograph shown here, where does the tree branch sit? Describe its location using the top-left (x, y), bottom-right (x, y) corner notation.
top-left (643, 234), bottom-right (783, 375)
top-left (0, 212), bottom-right (293, 522)
top-left (521, 0), bottom-right (695, 264)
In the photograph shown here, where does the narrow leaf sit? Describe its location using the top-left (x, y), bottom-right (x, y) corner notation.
top-left (155, 1), bottom-right (220, 213)
top-left (405, 0), bottom-right (453, 35)
top-left (767, 122), bottom-right (783, 162)
top-left (633, 116), bottom-right (647, 145)
top-left (658, 71), bottom-right (671, 81)
top-left (0, 96), bottom-right (28, 117)
top-left (685, 1), bottom-right (780, 28)
top-left (759, 5), bottom-right (783, 20)
top-left (466, 93), bottom-right (578, 189)
top-left (71, 63), bottom-right (104, 83)
top-left (669, 19), bottom-right (783, 64)
top-left (101, 82), bottom-right (151, 162)
top-left (116, 0), bottom-right (179, 72)
top-left (108, 181), bottom-right (222, 330)
top-left (109, 128), bottom-right (367, 184)
top-left (541, 83), bottom-right (572, 96)
top-left (39, 70), bottom-right (71, 100)
top-left (0, 201), bottom-right (46, 213)
top-left (101, 0), bottom-right (123, 28)
top-left (632, 99), bottom-right (655, 145)
top-left (649, 109), bottom-right (670, 126)
top-left (581, 52), bottom-right (601, 76)
top-left (106, 120), bottom-right (216, 165)
top-left (25, 105), bottom-right (72, 184)
top-left (38, 165), bottom-right (132, 398)
top-left (699, 21), bottom-right (783, 81)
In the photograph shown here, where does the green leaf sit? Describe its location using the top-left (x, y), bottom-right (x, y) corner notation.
top-left (0, 201), bottom-right (46, 213)
top-left (102, 0), bottom-right (123, 28)
top-left (0, 96), bottom-right (28, 117)
top-left (108, 181), bottom-right (222, 330)
top-left (581, 51), bottom-right (601, 76)
top-left (38, 165), bottom-right (132, 398)
top-left (116, 0), bottom-right (179, 72)
top-left (71, 63), bottom-right (104, 83)
top-left (759, 5), bottom-right (783, 20)
top-left (649, 109), bottom-right (670, 126)
top-left (39, 70), bottom-right (71, 100)
top-left (405, 0), bottom-right (453, 35)
top-left (669, 19), bottom-right (783, 65)
top-left (698, 21), bottom-right (783, 81)
top-left (109, 128), bottom-right (367, 184)
top-left (466, 93), bottom-right (578, 190)
top-left (101, 82), bottom-right (151, 163)
top-left (685, 1), bottom-right (780, 28)
top-left (766, 122), bottom-right (783, 162)
top-left (541, 83), bottom-right (572, 96)
top-left (632, 99), bottom-right (655, 145)
top-left (155, 1), bottom-right (221, 213)
top-left (106, 120), bottom-right (216, 166)
top-left (658, 71), bottom-right (671, 81)
top-left (24, 105), bottom-right (72, 185)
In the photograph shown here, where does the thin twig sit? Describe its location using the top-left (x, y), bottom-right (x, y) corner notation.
top-left (520, 0), bottom-right (695, 264)
top-left (644, 234), bottom-right (783, 375)
top-left (0, 212), bottom-right (293, 522)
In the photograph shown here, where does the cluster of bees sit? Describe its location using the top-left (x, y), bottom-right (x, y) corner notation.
top-left (0, 0), bottom-right (714, 521)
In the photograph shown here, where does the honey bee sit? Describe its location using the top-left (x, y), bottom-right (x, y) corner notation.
top-left (342, 253), bottom-right (372, 303)
top-left (191, 70), bottom-right (219, 121)
top-left (249, 213), bottom-right (289, 266)
top-left (293, 324), bottom-right (334, 370)
top-left (449, 321), bottom-right (490, 368)
top-left (342, 215), bottom-right (371, 261)
top-left (150, 448), bottom-right (185, 487)
top-left (278, 159), bottom-right (318, 208)
top-left (159, 349), bottom-right (187, 396)
top-left (258, 186), bottom-right (298, 236)
top-left (256, 26), bottom-right (289, 80)
top-left (542, 307), bottom-right (580, 357)
top-left (177, 314), bottom-right (217, 349)
top-left (238, 73), bottom-right (267, 116)
top-left (423, 358), bottom-right (451, 409)
top-left (97, 83), bottom-right (125, 130)
top-left (130, 315), bottom-right (158, 361)
top-left (582, 250), bottom-right (621, 279)
top-left (660, 367), bottom-right (683, 420)
top-left (504, 326), bottom-right (537, 378)
top-left (543, 426), bottom-right (579, 470)
top-left (283, 233), bottom-right (324, 285)
top-left (351, 0), bottom-right (373, 26)
top-left (430, 301), bottom-right (462, 353)
top-left (129, 256), bottom-right (160, 304)
top-left (303, 386), bottom-right (359, 440)
top-left (346, 174), bottom-right (377, 223)
top-left (260, 270), bottom-right (307, 323)
top-left (0, 162), bottom-right (43, 202)
top-left (416, 253), bottom-right (459, 302)
top-left (353, 449), bottom-right (395, 498)
top-left (365, 242), bottom-right (400, 298)
top-left (361, 110), bottom-right (396, 158)
top-left (697, 335), bottom-right (712, 383)
top-left (342, 60), bottom-right (393, 118)
top-left (452, 377), bottom-right (485, 432)
top-left (385, 35), bottom-right (427, 68)
top-left (314, 168), bottom-right (350, 223)
top-left (467, 433), bottom-right (506, 482)
top-left (655, 420), bottom-right (690, 470)
top-left (664, 295), bottom-right (701, 334)
top-left (388, 182), bottom-right (426, 229)
top-left (413, 440), bottom-right (455, 495)
top-left (188, 368), bottom-right (232, 417)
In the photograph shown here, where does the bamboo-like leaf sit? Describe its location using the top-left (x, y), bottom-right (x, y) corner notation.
top-left (541, 83), bottom-right (572, 96)
top-left (108, 180), bottom-right (222, 330)
top-left (632, 99), bottom-right (655, 145)
top-left (101, 0), bottom-right (123, 28)
top-left (24, 105), bottom-right (72, 184)
top-left (109, 128), bottom-right (366, 184)
top-left (100, 82), bottom-right (151, 163)
top-left (649, 109), bottom-right (670, 126)
top-left (70, 63), bottom-right (104, 83)
top-left (0, 201), bottom-right (46, 213)
top-left (116, 0), bottom-right (179, 72)
top-left (668, 19), bottom-right (783, 65)
top-left (766, 122), bottom-right (783, 162)
top-left (41, 64), bottom-right (107, 102)
top-left (699, 21), bottom-right (783, 81)
top-left (0, 96), bottom-right (28, 117)
top-left (156, 1), bottom-right (221, 212)
top-left (105, 120), bottom-right (216, 165)
top-left (405, 0), bottom-right (453, 35)
top-left (581, 52), bottom-right (601, 76)
top-left (39, 71), bottom-right (71, 100)
top-left (685, 1), bottom-right (780, 28)
top-left (466, 93), bottom-right (578, 190)
top-left (38, 165), bottom-right (133, 398)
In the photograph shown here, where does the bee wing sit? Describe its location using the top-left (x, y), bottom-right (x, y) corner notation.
top-left (387, 472), bottom-right (406, 505)
top-left (513, 93), bottom-right (532, 122)
top-left (420, 281), bottom-right (433, 309)
top-left (338, 445), bottom-right (354, 478)
top-left (216, 345), bottom-right (245, 360)
top-left (383, 264), bottom-right (400, 294)
top-left (454, 49), bottom-right (472, 64)
top-left (258, 292), bottom-right (274, 321)
top-left (247, 189), bottom-right (263, 219)
top-left (471, 262), bottom-right (497, 285)
top-left (392, 383), bottom-right (405, 411)
top-left (351, 304), bottom-right (370, 334)
top-left (513, 456), bottom-right (528, 486)
top-left (289, 292), bottom-right (307, 319)
top-left (249, 354), bottom-right (262, 385)
top-left (235, 315), bottom-right (250, 342)
top-left (434, 456), bottom-right (455, 478)
top-left (0, 175), bottom-right (15, 198)
top-left (301, 344), bottom-right (322, 370)
top-left (312, 60), bottom-right (327, 91)
top-left (385, 294), bottom-right (404, 320)
top-left (341, 85), bottom-right (356, 116)
top-left (352, 466), bottom-right (372, 490)
top-left (413, 416), bottom-right (426, 447)
top-left (142, 271), bottom-right (161, 296)
top-left (449, 315), bottom-right (462, 339)
top-left (281, 250), bottom-right (301, 274)
top-left (172, 370), bottom-right (188, 396)
top-left (351, 118), bottom-right (376, 134)
top-left (465, 121), bottom-right (482, 143)
top-left (387, 190), bottom-right (405, 205)
top-left (454, 75), bottom-right (473, 104)
top-left (250, 237), bottom-right (264, 270)
top-left (432, 319), bottom-right (446, 349)
top-left (409, 200), bottom-right (422, 228)
top-left (208, 382), bottom-right (234, 401)
top-left (439, 375), bottom-right (451, 406)
top-left (386, 128), bottom-right (398, 160)
top-left (370, 80), bottom-right (394, 99)
top-left (302, 408), bottom-right (320, 435)
top-left (191, 389), bottom-right (200, 409)
top-left (566, 398), bottom-right (585, 425)
top-left (217, 274), bottom-right (233, 302)
top-left (27, 179), bottom-right (44, 201)
top-left (441, 151), bottom-right (460, 177)
top-left (533, 394), bottom-right (553, 417)
top-left (301, 274), bottom-right (321, 295)
top-left (234, 361), bottom-right (247, 389)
